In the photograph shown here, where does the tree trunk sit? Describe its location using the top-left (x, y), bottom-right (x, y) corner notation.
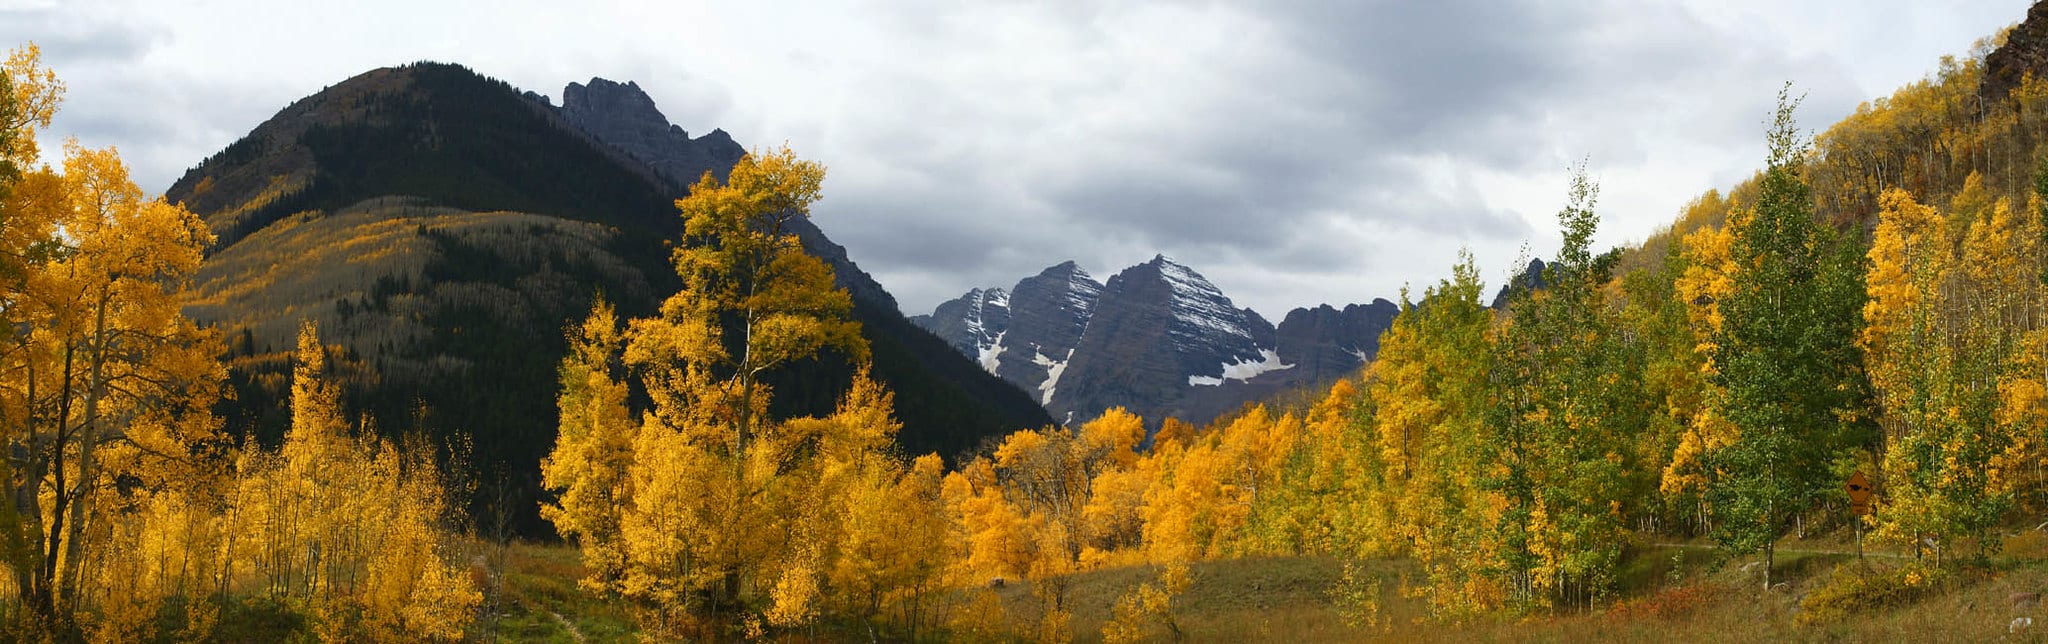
top-left (1763, 541), bottom-right (1775, 593)
top-left (59, 291), bottom-right (111, 608)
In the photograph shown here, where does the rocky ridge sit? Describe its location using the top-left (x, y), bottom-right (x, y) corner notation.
top-left (551, 77), bottom-right (900, 311)
top-left (916, 256), bottom-right (1398, 427)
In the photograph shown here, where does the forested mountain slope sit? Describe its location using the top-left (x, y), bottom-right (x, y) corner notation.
top-left (166, 62), bottom-right (1051, 533)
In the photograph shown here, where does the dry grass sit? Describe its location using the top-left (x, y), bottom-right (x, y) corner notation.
top-left (477, 538), bottom-right (2048, 642)
top-left (972, 544), bottom-right (2048, 643)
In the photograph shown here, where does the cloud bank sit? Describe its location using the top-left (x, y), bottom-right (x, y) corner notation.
top-left (0, 0), bottom-right (2027, 316)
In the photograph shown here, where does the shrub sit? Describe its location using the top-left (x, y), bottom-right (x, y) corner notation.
top-left (1605, 582), bottom-right (1722, 622)
top-left (1797, 562), bottom-right (1946, 625)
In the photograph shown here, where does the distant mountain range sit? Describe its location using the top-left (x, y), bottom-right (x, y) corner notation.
top-left (914, 256), bottom-right (1399, 427)
top-left (165, 63), bottom-right (1051, 533)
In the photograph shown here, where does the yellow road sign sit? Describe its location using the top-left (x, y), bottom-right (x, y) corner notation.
top-left (1846, 471), bottom-right (1873, 516)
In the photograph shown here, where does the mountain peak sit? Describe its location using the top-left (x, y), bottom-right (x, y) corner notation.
top-left (553, 79), bottom-right (893, 311)
top-left (918, 254), bottom-right (1400, 428)
top-left (560, 78), bottom-right (691, 159)
top-left (1034, 259), bottom-right (1093, 282)
top-left (565, 77), bottom-right (657, 106)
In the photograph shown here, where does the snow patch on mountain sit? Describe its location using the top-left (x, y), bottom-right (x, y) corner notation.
top-left (1034, 349), bottom-right (1072, 405)
top-left (978, 331), bottom-right (1006, 373)
top-left (1187, 349), bottom-right (1294, 387)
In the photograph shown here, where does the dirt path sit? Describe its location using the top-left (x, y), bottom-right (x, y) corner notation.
top-left (549, 609), bottom-right (586, 643)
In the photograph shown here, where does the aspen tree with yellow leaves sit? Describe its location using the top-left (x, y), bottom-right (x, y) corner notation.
top-left (0, 45), bottom-right (481, 640)
top-left (1862, 176), bottom-right (2045, 563)
top-left (0, 44), bottom-right (232, 633)
top-left (543, 147), bottom-right (962, 638)
top-left (224, 322), bottom-right (480, 639)
top-left (540, 297), bottom-right (636, 593)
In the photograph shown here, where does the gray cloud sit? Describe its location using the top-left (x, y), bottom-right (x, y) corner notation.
top-left (0, 0), bottom-right (2030, 318)
top-left (0, 8), bottom-right (159, 63)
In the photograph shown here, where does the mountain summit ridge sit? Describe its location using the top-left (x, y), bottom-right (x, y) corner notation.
top-left (915, 256), bottom-right (1398, 427)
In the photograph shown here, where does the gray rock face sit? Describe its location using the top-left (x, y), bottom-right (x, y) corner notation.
top-left (1274, 299), bottom-right (1399, 386)
top-left (919, 256), bottom-right (1403, 428)
top-left (560, 78), bottom-right (744, 187)
top-left (912, 261), bottom-right (1102, 405)
top-left (992, 261), bottom-right (1102, 403)
top-left (1052, 256), bottom-right (1279, 424)
top-left (913, 287), bottom-right (1011, 360)
top-left (1981, 1), bottom-right (2048, 107)
top-left (1492, 258), bottom-right (1547, 309)
top-left (556, 77), bottom-right (899, 312)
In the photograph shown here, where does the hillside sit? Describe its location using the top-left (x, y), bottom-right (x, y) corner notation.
top-left (166, 62), bottom-right (1051, 534)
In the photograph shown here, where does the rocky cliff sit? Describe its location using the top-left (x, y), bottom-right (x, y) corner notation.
top-left (1981, 1), bottom-right (2048, 106)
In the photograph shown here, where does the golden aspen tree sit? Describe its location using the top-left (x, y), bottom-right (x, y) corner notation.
top-left (216, 323), bottom-right (478, 639)
top-left (1101, 562), bottom-right (1189, 644)
top-left (615, 146), bottom-right (863, 617)
top-left (546, 147), bottom-right (967, 637)
top-left (942, 408), bottom-right (1149, 637)
top-left (539, 298), bottom-right (636, 592)
top-left (1254, 378), bottom-right (1369, 556)
top-left (0, 130), bottom-right (222, 629)
top-left (944, 459), bottom-right (1033, 583)
top-left (1989, 180), bottom-right (2048, 509)
top-left (1080, 454), bottom-right (1155, 565)
top-left (1863, 184), bottom-right (2042, 561)
top-left (1344, 254), bottom-right (1495, 613)
top-left (829, 454), bottom-right (952, 636)
top-left (1, 43), bottom-right (61, 175)
top-left (1661, 221), bottom-right (1738, 532)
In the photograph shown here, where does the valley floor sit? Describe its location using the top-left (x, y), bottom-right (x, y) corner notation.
top-left (479, 538), bottom-right (2048, 642)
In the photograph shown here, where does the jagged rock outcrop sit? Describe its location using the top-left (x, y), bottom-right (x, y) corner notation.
top-left (560, 78), bottom-right (746, 188)
top-left (1492, 258), bottom-right (1548, 308)
top-left (555, 77), bottom-right (899, 311)
top-left (1982, 1), bottom-right (2048, 106)
top-left (911, 261), bottom-right (1103, 405)
top-left (993, 261), bottom-right (1103, 403)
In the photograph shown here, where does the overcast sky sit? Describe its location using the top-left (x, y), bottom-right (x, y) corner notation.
top-left (2, 0), bottom-right (2032, 318)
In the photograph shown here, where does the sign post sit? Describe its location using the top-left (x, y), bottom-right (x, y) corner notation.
top-left (1846, 471), bottom-right (1873, 570)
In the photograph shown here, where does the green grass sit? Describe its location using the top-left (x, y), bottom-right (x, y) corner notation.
top-left (482, 543), bottom-right (638, 643)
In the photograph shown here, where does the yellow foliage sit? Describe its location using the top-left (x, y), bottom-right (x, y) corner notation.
top-left (1101, 562), bottom-right (1190, 643)
top-left (539, 299), bottom-right (637, 593)
top-left (3, 44), bottom-right (63, 167)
